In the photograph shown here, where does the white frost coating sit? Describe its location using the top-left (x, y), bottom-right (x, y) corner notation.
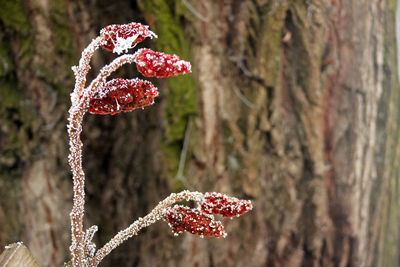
top-left (113, 34), bottom-right (139, 55)
top-left (133, 48), bottom-right (192, 74)
top-left (70, 92), bottom-right (78, 105)
top-left (104, 25), bottom-right (157, 55)
top-left (3, 242), bottom-right (22, 249)
top-left (147, 27), bottom-right (158, 39)
top-left (68, 36), bottom-right (104, 267)
top-left (173, 60), bottom-right (192, 72)
top-left (71, 66), bottom-right (79, 76)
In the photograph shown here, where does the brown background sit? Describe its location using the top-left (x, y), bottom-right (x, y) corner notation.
top-left (0, 0), bottom-right (399, 266)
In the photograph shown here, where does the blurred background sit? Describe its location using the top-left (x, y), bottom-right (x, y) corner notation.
top-left (1, 0), bottom-right (400, 266)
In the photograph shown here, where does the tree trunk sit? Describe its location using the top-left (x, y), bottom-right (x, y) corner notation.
top-left (0, 0), bottom-right (399, 266)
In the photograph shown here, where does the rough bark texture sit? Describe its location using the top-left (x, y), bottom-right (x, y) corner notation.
top-left (0, 0), bottom-right (399, 267)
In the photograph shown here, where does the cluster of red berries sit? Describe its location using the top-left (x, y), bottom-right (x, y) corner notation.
top-left (134, 48), bottom-right (191, 78)
top-left (89, 78), bottom-right (158, 115)
top-left (163, 193), bottom-right (252, 238)
top-left (164, 205), bottom-right (226, 238)
top-left (200, 192), bottom-right (252, 218)
top-left (87, 22), bottom-right (253, 239)
top-left (89, 22), bottom-right (191, 115)
top-left (100, 23), bottom-right (155, 52)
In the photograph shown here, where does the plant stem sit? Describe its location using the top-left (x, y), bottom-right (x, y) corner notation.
top-left (92, 191), bottom-right (204, 266)
top-left (68, 44), bottom-right (138, 266)
top-left (68, 37), bottom-right (101, 266)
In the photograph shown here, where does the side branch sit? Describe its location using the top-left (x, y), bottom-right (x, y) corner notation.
top-left (84, 54), bottom-right (138, 100)
top-left (92, 191), bottom-right (204, 266)
top-left (71, 37), bottom-right (102, 104)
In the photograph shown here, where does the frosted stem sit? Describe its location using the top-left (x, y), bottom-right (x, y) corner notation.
top-left (68, 37), bottom-right (101, 267)
top-left (92, 190), bottom-right (204, 266)
top-left (68, 46), bottom-right (139, 266)
top-left (83, 54), bottom-right (138, 102)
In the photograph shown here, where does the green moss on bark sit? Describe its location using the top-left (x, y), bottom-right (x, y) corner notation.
top-left (0, 0), bottom-right (75, 178)
top-left (0, 0), bottom-right (38, 177)
top-left (0, 0), bottom-right (35, 68)
top-left (0, 79), bottom-right (39, 175)
top-left (50, 0), bottom-right (75, 75)
top-left (0, 35), bottom-right (14, 77)
top-left (377, 0), bottom-right (400, 265)
top-left (0, 0), bottom-right (31, 33)
top-left (139, 0), bottom-right (198, 179)
top-left (249, 2), bottom-right (288, 87)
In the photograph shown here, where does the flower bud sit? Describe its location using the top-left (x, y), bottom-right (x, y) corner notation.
top-left (100, 23), bottom-right (157, 54)
top-left (200, 192), bottom-right (253, 218)
top-left (134, 48), bottom-right (191, 78)
top-left (89, 78), bottom-right (158, 115)
top-left (164, 205), bottom-right (226, 238)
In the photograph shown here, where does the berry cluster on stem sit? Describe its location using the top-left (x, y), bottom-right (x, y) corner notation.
top-left (67, 22), bottom-right (252, 267)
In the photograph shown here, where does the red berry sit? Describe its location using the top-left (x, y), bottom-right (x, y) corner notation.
top-left (164, 205), bottom-right (226, 238)
top-left (88, 78), bottom-right (158, 115)
top-left (134, 48), bottom-right (191, 78)
top-left (200, 192), bottom-right (253, 218)
top-left (100, 23), bottom-right (156, 53)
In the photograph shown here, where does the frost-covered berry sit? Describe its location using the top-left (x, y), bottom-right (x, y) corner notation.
top-left (200, 192), bottom-right (253, 218)
top-left (134, 48), bottom-right (191, 78)
top-left (89, 78), bottom-right (158, 115)
top-left (164, 205), bottom-right (226, 238)
top-left (100, 23), bottom-right (157, 54)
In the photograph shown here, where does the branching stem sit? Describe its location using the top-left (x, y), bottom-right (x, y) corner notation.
top-left (92, 191), bottom-right (204, 266)
top-left (68, 37), bottom-right (101, 267)
top-left (68, 38), bottom-right (137, 267)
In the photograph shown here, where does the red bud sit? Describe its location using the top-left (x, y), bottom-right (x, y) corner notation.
top-left (134, 48), bottom-right (191, 78)
top-left (100, 23), bottom-right (157, 54)
top-left (200, 192), bottom-right (253, 218)
top-left (89, 78), bottom-right (158, 115)
top-left (164, 205), bottom-right (225, 238)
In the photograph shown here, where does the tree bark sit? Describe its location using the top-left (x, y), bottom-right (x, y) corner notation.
top-left (0, 0), bottom-right (399, 266)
